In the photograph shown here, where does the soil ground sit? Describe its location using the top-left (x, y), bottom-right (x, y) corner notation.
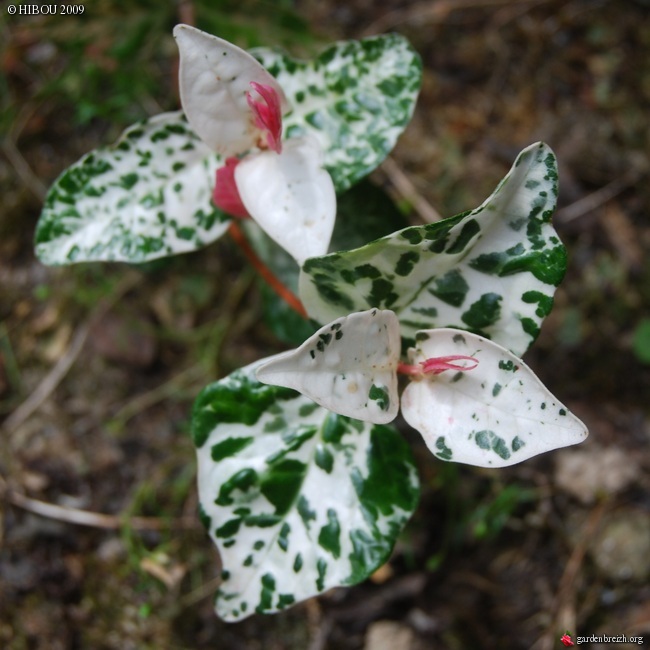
top-left (1, 1), bottom-right (650, 649)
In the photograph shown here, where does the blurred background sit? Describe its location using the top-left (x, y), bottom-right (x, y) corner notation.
top-left (1, 1), bottom-right (649, 648)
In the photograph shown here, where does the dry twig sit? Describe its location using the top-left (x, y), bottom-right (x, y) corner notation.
top-left (379, 156), bottom-right (443, 223)
top-left (599, 201), bottom-right (645, 271)
top-left (5, 489), bottom-right (201, 531)
top-left (2, 100), bottom-right (48, 201)
top-left (177, 0), bottom-right (195, 27)
top-left (533, 501), bottom-right (607, 650)
top-left (109, 363), bottom-right (206, 429)
top-left (2, 320), bottom-right (91, 433)
top-left (556, 170), bottom-right (644, 224)
top-left (2, 138), bottom-right (48, 201)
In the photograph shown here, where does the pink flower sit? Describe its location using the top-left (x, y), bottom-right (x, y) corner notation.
top-left (397, 354), bottom-right (479, 377)
top-left (560, 633), bottom-right (575, 647)
top-left (247, 82), bottom-right (283, 154)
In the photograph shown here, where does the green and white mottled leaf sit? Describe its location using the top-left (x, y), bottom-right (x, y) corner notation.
top-left (174, 24), bottom-right (289, 157)
top-left (299, 142), bottom-right (566, 356)
top-left (35, 112), bottom-right (229, 265)
top-left (401, 328), bottom-right (588, 467)
top-left (256, 310), bottom-right (400, 424)
top-left (252, 33), bottom-right (422, 191)
top-left (35, 33), bottom-right (420, 266)
top-left (191, 362), bottom-right (419, 621)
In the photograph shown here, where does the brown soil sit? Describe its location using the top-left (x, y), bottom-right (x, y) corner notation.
top-left (1, 1), bottom-right (650, 649)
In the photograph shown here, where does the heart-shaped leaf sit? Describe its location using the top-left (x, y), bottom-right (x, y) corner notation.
top-left (299, 142), bottom-right (566, 356)
top-left (401, 329), bottom-right (588, 467)
top-left (35, 112), bottom-right (229, 265)
top-left (252, 33), bottom-right (422, 192)
top-left (236, 136), bottom-right (336, 265)
top-left (256, 309), bottom-right (400, 423)
top-left (191, 362), bottom-right (419, 621)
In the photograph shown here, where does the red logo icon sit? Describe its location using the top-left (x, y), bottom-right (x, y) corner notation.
top-left (560, 632), bottom-right (575, 647)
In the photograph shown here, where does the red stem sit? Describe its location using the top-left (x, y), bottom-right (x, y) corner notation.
top-left (228, 221), bottom-right (308, 319)
top-left (397, 362), bottom-right (422, 376)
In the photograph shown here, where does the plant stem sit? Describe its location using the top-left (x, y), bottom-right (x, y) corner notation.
top-left (397, 362), bottom-right (422, 376)
top-left (228, 221), bottom-right (308, 319)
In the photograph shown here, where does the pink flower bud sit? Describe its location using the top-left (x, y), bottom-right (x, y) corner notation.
top-left (397, 355), bottom-right (479, 377)
top-left (560, 633), bottom-right (575, 647)
top-left (420, 355), bottom-right (479, 375)
top-left (247, 81), bottom-right (283, 154)
top-left (212, 157), bottom-right (250, 219)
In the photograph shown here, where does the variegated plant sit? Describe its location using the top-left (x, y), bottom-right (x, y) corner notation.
top-left (256, 310), bottom-right (586, 468)
top-left (192, 141), bottom-right (587, 620)
top-left (192, 358), bottom-right (419, 621)
top-left (35, 26), bottom-right (422, 266)
top-left (32, 24), bottom-right (588, 626)
top-left (299, 141), bottom-right (565, 357)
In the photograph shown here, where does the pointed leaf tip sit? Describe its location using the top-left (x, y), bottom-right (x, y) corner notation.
top-left (256, 309), bottom-right (401, 424)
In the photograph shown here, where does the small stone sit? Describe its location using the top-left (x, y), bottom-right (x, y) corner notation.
top-left (590, 511), bottom-right (650, 582)
top-left (364, 620), bottom-right (415, 650)
top-left (96, 537), bottom-right (126, 563)
top-left (555, 446), bottom-right (638, 504)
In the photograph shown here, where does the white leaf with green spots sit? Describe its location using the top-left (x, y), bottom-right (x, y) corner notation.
top-left (401, 329), bottom-right (588, 467)
top-left (299, 142), bottom-right (566, 356)
top-left (252, 33), bottom-right (422, 192)
top-left (256, 309), bottom-right (400, 423)
top-left (35, 112), bottom-right (229, 265)
top-left (174, 24), bottom-right (289, 157)
top-left (191, 362), bottom-right (419, 621)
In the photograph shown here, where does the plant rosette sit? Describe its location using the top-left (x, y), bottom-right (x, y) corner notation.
top-left (191, 142), bottom-right (588, 621)
top-left (31, 21), bottom-right (589, 626)
top-left (194, 308), bottom-right (586, 621)
top-left (34, 27), bottom-right (421, 266)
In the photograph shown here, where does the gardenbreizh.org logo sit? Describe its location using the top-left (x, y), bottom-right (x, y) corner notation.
top-left (561, 631), bottom-right (646, 645)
